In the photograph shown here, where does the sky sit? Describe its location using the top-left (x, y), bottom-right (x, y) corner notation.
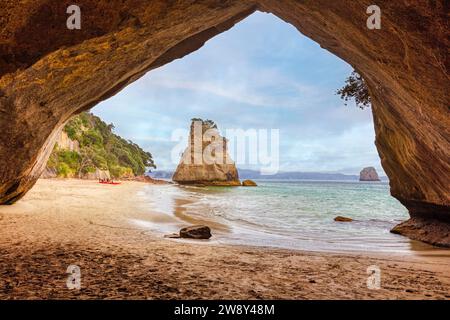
top-left (93, 12), bottom-right (384, 175)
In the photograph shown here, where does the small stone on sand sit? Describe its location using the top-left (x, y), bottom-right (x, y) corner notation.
top-left (179, 225), bottom-right (212, 239)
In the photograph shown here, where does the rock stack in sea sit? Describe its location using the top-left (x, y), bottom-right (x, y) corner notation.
top-left (359, 167), bottom-right (381, 181)
top-left (172, 119), bottom-right (240, 186)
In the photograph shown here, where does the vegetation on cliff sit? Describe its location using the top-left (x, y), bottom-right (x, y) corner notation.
top-left (337, 70), bottom-right (371, 109)
top-left (191, 118), bottom-right (218, 129)
top-left (47, 112), bottom-right (156, 178)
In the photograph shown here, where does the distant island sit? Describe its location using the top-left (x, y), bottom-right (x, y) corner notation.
top-left (151, 168), bottom-right (388, 181)
top-left (359, 167), bottom-right (381, 181)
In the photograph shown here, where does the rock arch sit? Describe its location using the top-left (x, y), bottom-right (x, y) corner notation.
top-left (0, 1), bottom-right (448, 245)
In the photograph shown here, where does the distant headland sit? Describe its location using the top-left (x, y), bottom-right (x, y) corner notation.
top-left (152, 168), bottom-right (388, 182)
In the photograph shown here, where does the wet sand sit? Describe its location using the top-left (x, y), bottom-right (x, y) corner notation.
top-left (0, 179), bottom-right (449, 299)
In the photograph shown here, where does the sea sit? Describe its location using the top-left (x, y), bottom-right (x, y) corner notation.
top-left (133, 180), bottom-right (438, 254)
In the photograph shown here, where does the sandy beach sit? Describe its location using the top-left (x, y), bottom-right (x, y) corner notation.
top-left (0, 179), bottom-right (448, 299)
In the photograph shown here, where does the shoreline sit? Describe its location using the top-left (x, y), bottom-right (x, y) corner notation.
top-left (140, 181), bottom-right (442, 256)
top-left (0, 179), bottom-right (449, 299)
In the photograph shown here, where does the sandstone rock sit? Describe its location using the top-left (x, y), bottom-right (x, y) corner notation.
top-left (390, 218), bottom-right (450, 248)
top-left (43, 130), bottom-right (80, 178)
top-left (41, 167), bottom-right (57, 179)
top-left (179, 225), bottom-right (212, 239)
top-left (0, 1), bottom-right (448, 246)
top-left (128, 175), bottom-right (171, 184)
top-left (164, 233), bottom-right (181, 239)
top-left (172, 119), bottom-right (240, 186)
top-left (334, 216), bottom-right (353, 222)
top-left (55, 131), bottom-right (80, 153)
top-left (242, 179), bottom-right (257, 186)
top-left (359, 167), bottom-right (381, 181)
top-left (82, 168), bottom-right (111, 180)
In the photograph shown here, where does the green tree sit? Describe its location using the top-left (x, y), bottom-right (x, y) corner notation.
top-left (336, 70), bottom-right (371, 109)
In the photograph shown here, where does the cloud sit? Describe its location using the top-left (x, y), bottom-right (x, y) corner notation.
top-left (93, 12), bottom-right (381, 174)
top-left (142, 73), bottom-right (322, 109)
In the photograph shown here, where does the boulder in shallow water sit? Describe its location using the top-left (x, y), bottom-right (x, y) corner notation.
top-left (164, 233), bottom-right (181, 239)
top-left (334, 216), bottom-right (353, 222)
top-left (390, 218), bottom-right (450, 248)
top-left (242, 179), bottom-right (257, 186)
top-left (179, 225), bottom-right (212, 239)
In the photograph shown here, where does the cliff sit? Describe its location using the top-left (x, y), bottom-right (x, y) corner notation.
top-left (359, 167), bottom-right (381, 181)
top-left (172, 119), bottom-right (240, 186)
top-left (45, 112), bottom-right (155, 179)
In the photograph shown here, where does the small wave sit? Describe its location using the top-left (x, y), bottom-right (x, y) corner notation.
top-left (141, 181), bottom-right (415, 253)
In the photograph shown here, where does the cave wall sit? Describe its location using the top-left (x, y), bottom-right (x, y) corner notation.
top-left (257, 0), bottom-right (450, 245)
top-left (0, 0), bottom-right (448, 244)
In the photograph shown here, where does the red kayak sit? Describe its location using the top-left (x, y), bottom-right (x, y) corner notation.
top-left (99, 181), bottom-right (121, 185)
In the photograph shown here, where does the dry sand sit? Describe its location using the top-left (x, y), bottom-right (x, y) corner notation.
top-left (0, 179), bottom-right (448, 299)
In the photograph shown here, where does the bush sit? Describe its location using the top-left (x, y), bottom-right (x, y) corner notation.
top-left (57, 150), bottom-right (80, 168)
top-left (81, 129), bottom-right (103, 147)
top-left (110, 165), bottom-right (133, 178)
top-left (65, 126), bottom-right (77, 140)
top-left (57, 163), bottom-right (74, 178)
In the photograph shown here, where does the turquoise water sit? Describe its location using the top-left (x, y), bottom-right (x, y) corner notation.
top-left (139, 180), bottom-right (434, 253)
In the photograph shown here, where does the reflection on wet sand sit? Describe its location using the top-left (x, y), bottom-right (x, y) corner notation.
top-left (172, 198), bottom-right (231, 233)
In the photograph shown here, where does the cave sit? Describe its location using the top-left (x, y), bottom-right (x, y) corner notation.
top-left (0, 0), bottom-right (448, 246)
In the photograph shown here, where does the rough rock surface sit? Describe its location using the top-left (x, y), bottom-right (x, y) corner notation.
top-left (334, 216), bottom-right (354, 222)
top-left (359, 167), bottom-right (381, 181)
top-left (83, 169), bottom-right (111, 180)
top-left (179, 225), bottom-right (212, 240)
top-left (0, 1), bottom-right (448, 245)
top-left (55, 131), bottom-right (80, 153)
top-left (242, 179), bottom-right (257, 187)
top-left (41, 167), bottom-right (57, 179)
top-left (391, 218), bottom-right (450, 248)
top-left (172, 120), bottom-right (240, 186)
top-left (45, 130), bottom-right (112, 180)
top-left (128, 175), bottom-right (170, 185)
